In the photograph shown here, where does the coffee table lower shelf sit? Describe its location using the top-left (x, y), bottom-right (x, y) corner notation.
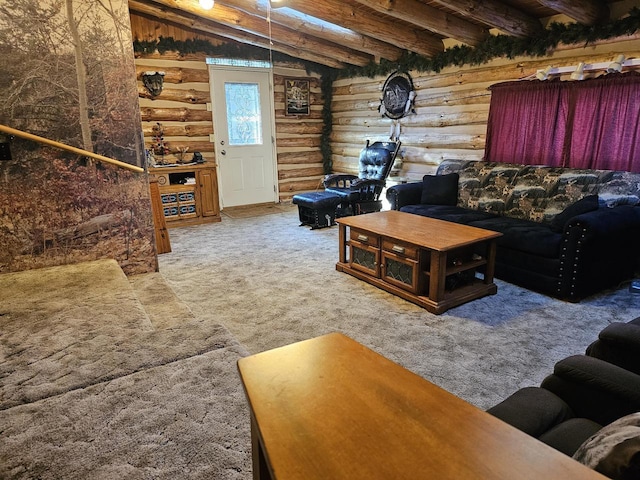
top-left (336, 262), bottom-right (497, 314)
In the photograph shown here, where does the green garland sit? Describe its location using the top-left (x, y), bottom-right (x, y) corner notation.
top-left (341, 7), bottom-right (640, 78)
top-left (133, 8), bottom-right (640, 175)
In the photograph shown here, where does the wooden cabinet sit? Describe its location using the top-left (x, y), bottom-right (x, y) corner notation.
top-left (149, 164), bottom-right (221, 227)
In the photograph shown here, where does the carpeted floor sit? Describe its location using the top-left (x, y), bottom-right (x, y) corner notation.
top-left (1, 207), bottom-right (639, 479)
top-left (0, 260), bottom-right (251, 479)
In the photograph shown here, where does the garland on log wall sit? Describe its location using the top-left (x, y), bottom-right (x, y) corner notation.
top-left (133, 8), bottom-right (640, 176)
top-left (341, 7), bottom-right (640, 78)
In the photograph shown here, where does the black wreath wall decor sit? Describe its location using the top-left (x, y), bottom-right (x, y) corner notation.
top-left (379, 71), bottom-right (416, 120)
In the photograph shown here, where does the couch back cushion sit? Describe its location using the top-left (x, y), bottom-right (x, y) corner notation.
top-left (439, 161), bottom-right (523, 216)
top-left (437, 160), bottom-right (640, 223)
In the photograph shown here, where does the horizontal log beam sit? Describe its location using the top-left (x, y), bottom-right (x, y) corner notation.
top-left (431, 0), bottom-right (542, 38)
top-left (142, 124), bottom-right (213, 137)
top-left (536, 0), bottom-right (609, 25)
top-left (275, 122), bottom-right (323, 135)
top-left (282, 0), bottom-right (444, 57)
top-left (278, 166), bottom-right (324, 179)
top-left (145, 140), bottom-right (215, 153)
top-left (129, 0), bottom-right (347, 68)
top-left (132, 0), bottom-right (372, 66)
top-left (136, 65), bottom-right (210, 84)
top-left (138, 85), bottom-right (210, 103)
top-left (277, 151), bottom-right (323, 164)
top-left (275, 137), bottom-right (322, 148)
top-left (353, 0), bottom-right (489, 46)
top-left (220, 0), bottom-right (404, 60)
top-left (277, 178), bottom-right (324, 193)
top-left (140, 107), bottom-right (212, 122)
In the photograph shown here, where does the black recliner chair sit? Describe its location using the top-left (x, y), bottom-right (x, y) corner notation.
top-left (323, 140), bottom-right (400, 216)
top-left (487, 318), bottom-right (640, 479)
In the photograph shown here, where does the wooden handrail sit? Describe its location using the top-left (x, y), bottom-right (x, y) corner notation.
top-left (0, 124), bottom-right (144, 173)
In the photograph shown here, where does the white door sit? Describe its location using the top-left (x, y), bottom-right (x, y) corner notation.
top-left (209, 67), bottom-right (277, 208)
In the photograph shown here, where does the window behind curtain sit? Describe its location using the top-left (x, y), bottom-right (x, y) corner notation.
top-left (484, 71), bottom-right (640, 173)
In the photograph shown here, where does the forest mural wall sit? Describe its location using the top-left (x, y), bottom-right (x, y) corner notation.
top-left (0, 0), bottom-right (156, 275)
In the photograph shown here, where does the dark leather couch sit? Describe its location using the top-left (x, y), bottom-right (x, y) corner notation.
top-left (387, 160), bottom-right (640, 301)
top-left (487, 318), bottom-right (640, 479)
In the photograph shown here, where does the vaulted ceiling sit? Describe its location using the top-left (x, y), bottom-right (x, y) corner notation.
top-left (128, 0), bottom-right (625, 69)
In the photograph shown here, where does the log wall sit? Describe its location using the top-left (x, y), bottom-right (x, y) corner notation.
top-left (131, 14), bottom-right (324, 204)
top-left (332, 38), bottom-right (640, 180)
top-left (134, 53), bottom-right (323, 203)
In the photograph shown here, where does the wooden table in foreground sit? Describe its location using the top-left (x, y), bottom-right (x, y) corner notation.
top-left (237, 332), bottom-right (606, 480)
top-left (336, 210), bottom-right (502, 314)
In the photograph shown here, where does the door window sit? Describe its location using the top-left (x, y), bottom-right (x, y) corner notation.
top-left (224, 82), bottom-right (263, 146)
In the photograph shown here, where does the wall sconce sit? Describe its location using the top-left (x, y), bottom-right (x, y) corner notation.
top-left (536, 66), bottom-right (552, 80)
top-left (199, 0), bottom-right (214, 9)
top-left (570, 62), bottom-right (585, 80)
top-left (142, 71), bottom-right (165, 97)
top-left (607, 54), bottom-right (625, 73)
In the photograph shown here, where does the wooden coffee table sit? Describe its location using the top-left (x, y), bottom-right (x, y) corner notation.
top-left (237, 332), bottom-right (607, 480)
top-left (336, 210), bottom-right (502, 314)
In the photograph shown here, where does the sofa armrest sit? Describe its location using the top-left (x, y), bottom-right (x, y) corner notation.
top-left (558, 205), bottom-right (640, 300)
top-left (541, 355), bottom-right (640, 426)
top-left (386, 182), bottom-right (422, 210)
top-left (586, 319), bottom-right (640, 375)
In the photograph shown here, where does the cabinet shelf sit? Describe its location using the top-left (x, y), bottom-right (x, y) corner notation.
top-left (149, 163), bottom-right (220, 227)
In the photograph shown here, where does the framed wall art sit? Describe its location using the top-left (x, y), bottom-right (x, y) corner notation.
top-left (285, 78), bottom-right (310, 116)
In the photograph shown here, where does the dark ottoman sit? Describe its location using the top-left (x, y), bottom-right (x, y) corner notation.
top-left (292, 191), bottom-right (343, 229)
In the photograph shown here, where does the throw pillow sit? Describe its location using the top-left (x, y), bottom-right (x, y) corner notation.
top-left (548, 195), bottom-right (599, 233)
top-left (598, 194), bottom-right (640, 208)
top-left (421, 173), bottom-right (459, 205)
top-left (573, 412), bottom-right (640, 480)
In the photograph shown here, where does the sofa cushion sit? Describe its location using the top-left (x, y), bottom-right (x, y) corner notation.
top-left (456, 162), bottom-right (523, 214)
top-left (399, 204), bottom-right (498, 225)
top-left (548, 195), bottom-right (599, 233)
top-left (469, 217), bottom-right (563, 258)
top-left (487, 387), bottom-right (574, 438)
top-left (539, 418), bottom-right (604, 457)
top-left (573, 412), bottom-right (640, 479)
top-left (420, 173), bottom-right (459, 205)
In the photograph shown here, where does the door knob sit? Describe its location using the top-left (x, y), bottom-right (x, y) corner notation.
top-left (220, 150), bottom-right (226, 155)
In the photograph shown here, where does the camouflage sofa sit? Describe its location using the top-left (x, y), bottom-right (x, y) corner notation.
top-left (387, 160), bottom-right (640, 301)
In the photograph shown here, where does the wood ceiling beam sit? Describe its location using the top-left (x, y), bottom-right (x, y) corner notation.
top-left (128, 0), bottom-right (348, 68)
top-left (131, 0), bottom-right (372, 66)
top-left (219, 0), bottom-right (405, 61)
top-left (352, 0), bottom-right (489, 46)
top-left (536, 0), bottom-right (609, 25)
top-left (279, 0), bottom-right (444, 57)
top-left (431, 0), bottom-right (542, 38)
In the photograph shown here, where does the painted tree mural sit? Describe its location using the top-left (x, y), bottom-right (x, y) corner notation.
top-left (0, 0), bottom-right (156, 274)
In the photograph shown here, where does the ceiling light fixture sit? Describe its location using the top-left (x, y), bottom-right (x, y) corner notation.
top-left (607, 54), bottom-right (625, 73)
top-left (570, 62), bottom-right (585, 80)
top-left (199, 0), bottom-right (214, 10)
top-left (536, 66), bottom-right (552, 81)
top-left (269, 0), bottom-right (288, 8)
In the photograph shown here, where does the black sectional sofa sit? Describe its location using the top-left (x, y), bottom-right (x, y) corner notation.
top-left (487, 318), bottom-right (640, 479)
top-left (386, 160), bottom-right (640, 301)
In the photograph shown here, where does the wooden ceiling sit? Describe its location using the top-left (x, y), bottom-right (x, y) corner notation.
top-left (128, 0), bottom-right (624, 69)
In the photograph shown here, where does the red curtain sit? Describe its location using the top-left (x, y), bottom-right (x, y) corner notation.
top-left (485, 72), bottom-right (640, 172)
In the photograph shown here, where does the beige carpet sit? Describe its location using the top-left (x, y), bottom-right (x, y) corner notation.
top-left (2, 208), bottom-right (640, 479)
top-left (221, 202), bottom-right (297, 219)
top-left (158, 208), bottom-right (640, 410)
top-left (0, 260), bottom-right (251, 479)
